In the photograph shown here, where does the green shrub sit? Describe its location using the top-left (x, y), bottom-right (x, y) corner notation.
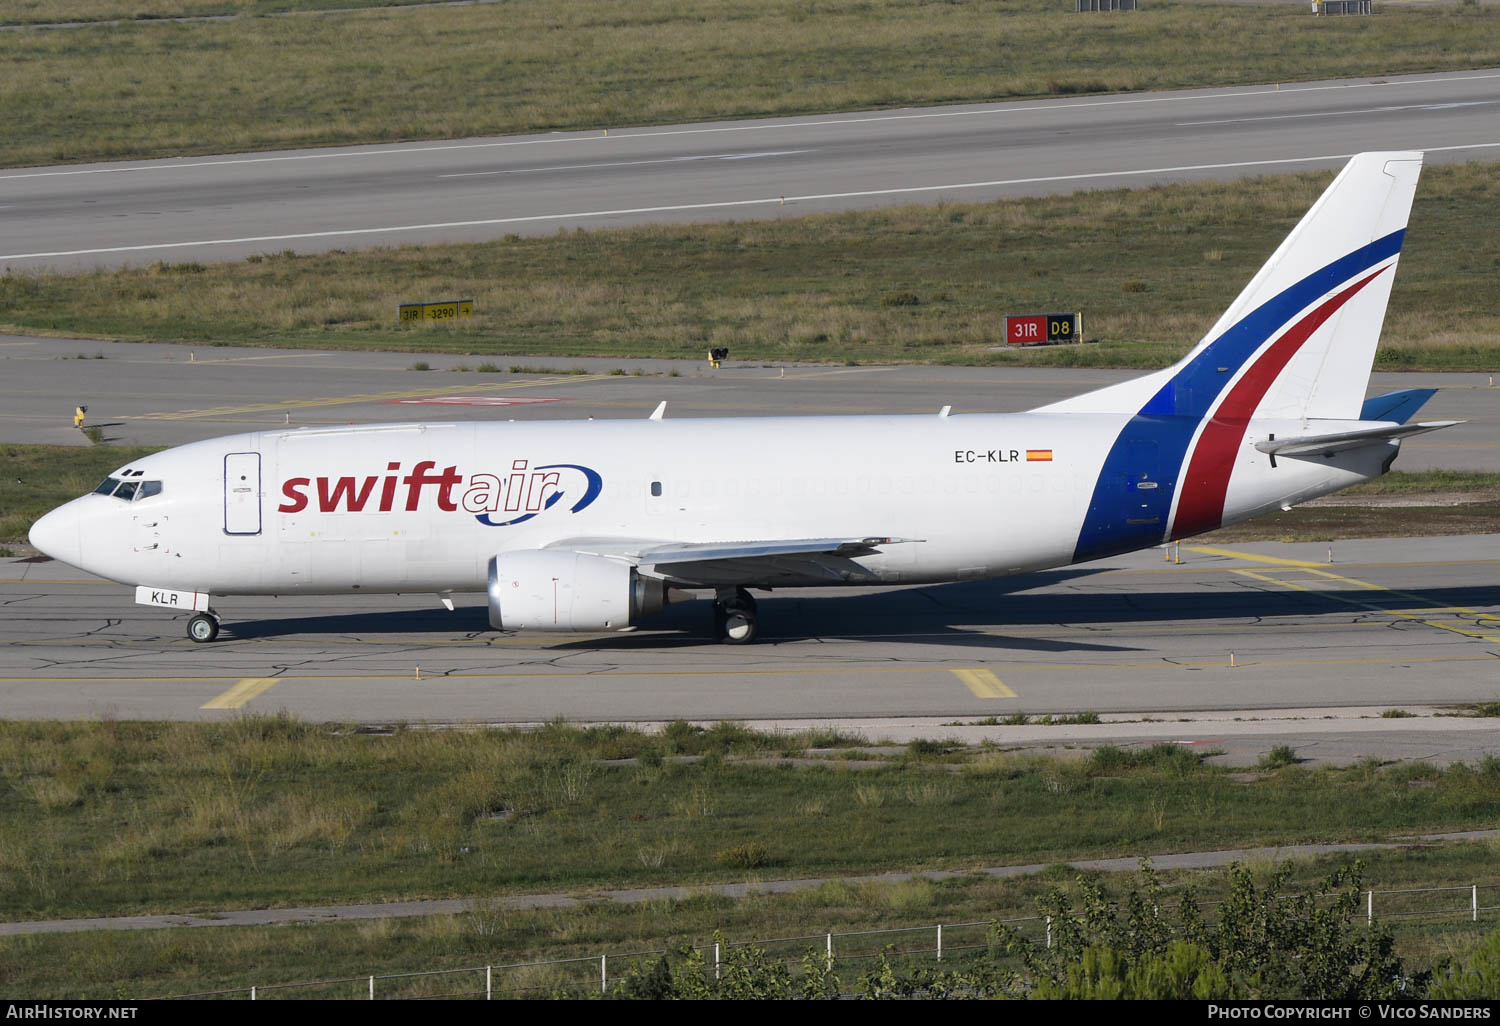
top-left (1258, 745), bottom-right (1298, 770)
top-left (1430, 928), bottom-right (1500, 998)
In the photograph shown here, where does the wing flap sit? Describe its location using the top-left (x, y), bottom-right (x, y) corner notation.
top-left (549, 536), bottom-right (920, 587)
top-left (638, 536), bottom-right (914, 565)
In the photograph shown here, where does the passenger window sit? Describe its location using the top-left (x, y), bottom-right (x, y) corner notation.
top-left (113, 481), bottom-right (138, 501)
top-left (137, 481), bottom-right (163, 500)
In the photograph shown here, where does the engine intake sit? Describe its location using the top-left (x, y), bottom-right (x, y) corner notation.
top-left (488, 550), bottom-right (666, 631)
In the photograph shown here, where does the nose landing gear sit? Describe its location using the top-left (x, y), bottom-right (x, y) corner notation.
top-left (187, 611), bottom-right (221, 643)
top-left (712, 587), bottom-right (758, 644)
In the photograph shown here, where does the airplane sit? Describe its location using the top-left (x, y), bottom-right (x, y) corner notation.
top-left (28, 151), bottom-right (1458, 645)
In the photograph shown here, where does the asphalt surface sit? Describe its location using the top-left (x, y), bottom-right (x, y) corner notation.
top-left (4, 535), bottom-right (1498, 750)
top-left (3, 336), bottom-right (1497, 469)
top-left (3, 69), bottom-right (1499, 271)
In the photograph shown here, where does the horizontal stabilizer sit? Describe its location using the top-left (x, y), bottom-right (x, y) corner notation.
top-left (1254, 420), bottom-right (1460, 458)
top-left (1359, 388), bottom-right (1437, 425)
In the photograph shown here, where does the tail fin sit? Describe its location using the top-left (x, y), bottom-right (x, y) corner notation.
top-left (1057, 152), bottom-right (1424, 563)
top-left (1039, 151), bottom-right (1423, 420)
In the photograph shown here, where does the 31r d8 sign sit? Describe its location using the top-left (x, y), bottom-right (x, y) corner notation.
top-left (1005, 312), bottom-right (1083, 346)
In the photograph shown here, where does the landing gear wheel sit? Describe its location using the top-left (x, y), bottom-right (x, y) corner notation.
top-left (713, 588), bottom-right (759, 645)
top-left (187, 613), bottom-right (220, 643)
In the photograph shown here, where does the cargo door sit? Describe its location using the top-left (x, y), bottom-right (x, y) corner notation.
top-left (223, 452), bottom-right (262, 535)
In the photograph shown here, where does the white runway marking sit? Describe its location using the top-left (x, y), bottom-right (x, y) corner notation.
top-left (5, 142), bottom-right (1498, 263)
top-left (2, 72), bottom-right (1497, 182)
top-left (383, 396), bottom-right (570, 406)
top-left (1178, 100), bottom-right (1497, 127)
top-left (439, 150), bottom-right (809, 178)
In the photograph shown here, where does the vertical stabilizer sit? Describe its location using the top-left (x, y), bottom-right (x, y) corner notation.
top-left (1038, 152), bottom-right (1422, 420)
top-left (1053, 152), bottom-right (1424, 563)
top-left (1173, 151), bottom-right (1421, 422)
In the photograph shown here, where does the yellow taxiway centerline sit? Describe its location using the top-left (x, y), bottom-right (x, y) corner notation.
top-left (201, 677), bottom-right (281, 710)
top-left (950, 668), bottom-right (1018, 699)
top-left (1184, 545), bottom-right (1324, 569)
top-left (1202, 544), bottom-right (1500, 644)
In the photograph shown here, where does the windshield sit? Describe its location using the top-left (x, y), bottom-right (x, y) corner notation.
top-left (91, 477), bottom-right (163, 501)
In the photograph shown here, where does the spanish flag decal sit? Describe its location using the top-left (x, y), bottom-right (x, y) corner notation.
top-left (1026, 449), bottom-right (1053, 462)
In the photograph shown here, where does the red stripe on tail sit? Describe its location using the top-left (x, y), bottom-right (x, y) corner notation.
top-left (1171, 267), bottom-right (1389, 539)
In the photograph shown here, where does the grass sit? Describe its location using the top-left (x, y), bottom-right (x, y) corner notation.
top-left (3, 161), bottom-right (1500, 370)
top-left (1343, 470), bottom-right (1500, 496)
top-left (0, 728), bottom-right (1499, 997)
top-left (1201, 499), bottom-right (1500, 544)
top-left (4, 0), bottom-right (449, 25)
top-left (4, 1), bottom-right (1499, 167)
top-left (3, 717), bottom-right (1500, 928)
top-left (0, 849), bottom-right (1494, 998)
top-left (1258, 745), bottom-right (1300, 770)
top-left (0, 443), bottom-right (165, 544)
top-left (1198, 470), bottom-right (1500, 544)
top-left (1443, 702), bottom-right (1500, 718)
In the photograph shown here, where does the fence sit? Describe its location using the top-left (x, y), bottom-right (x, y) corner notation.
top-left (163, 881), bottom-right (1500, 999)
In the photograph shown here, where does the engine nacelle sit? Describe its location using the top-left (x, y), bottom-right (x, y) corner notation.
top-left (488, 550), bottom-right (666, 631)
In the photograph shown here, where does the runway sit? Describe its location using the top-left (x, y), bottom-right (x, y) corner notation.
top-left (2, 336), bottom-right (1497, 470)
top-left (3, 69), bottom-right (1499, 271)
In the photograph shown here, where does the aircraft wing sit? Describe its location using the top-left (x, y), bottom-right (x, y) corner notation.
top-left (1254, 420), bottom-right (1460, 458)
top-left (552, 536), bottom-right (921, 587)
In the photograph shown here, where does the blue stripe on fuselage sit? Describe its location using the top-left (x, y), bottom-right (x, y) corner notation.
top-left (1071, 228), bottom-right (1405, 564)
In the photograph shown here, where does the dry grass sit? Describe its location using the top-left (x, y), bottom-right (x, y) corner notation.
top-left (3, 1), bottom-right (1500, 166)
top-left (3, 0), bottom-right (420, 24)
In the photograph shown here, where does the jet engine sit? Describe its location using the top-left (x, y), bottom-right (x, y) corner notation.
top-left (488, 551), bottom-right (666, 631)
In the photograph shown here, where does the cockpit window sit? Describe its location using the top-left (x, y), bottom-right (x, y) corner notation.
top-left (92, 476), bottom-right (162, 500)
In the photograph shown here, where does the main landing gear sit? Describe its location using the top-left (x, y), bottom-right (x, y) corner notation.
top-left (712, 587), bottom-right (758, 645)
top-left (187, 610), bottom-right (221, 643)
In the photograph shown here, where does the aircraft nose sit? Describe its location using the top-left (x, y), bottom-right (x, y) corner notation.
top-left (28, 503), bottom-right (83, 567)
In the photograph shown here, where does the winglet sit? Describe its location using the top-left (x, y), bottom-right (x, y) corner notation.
top-left (648, 401), bottom-right (666, 421)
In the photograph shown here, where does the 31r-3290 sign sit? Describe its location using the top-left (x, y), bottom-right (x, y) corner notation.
top-left (1005, 312), bottom-right (1084, 346)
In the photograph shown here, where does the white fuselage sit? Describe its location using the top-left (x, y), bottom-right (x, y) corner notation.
top-left (38, 411), bottom-right (1389, 597)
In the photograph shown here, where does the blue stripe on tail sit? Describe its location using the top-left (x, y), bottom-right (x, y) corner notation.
top-left (1072, 229), bottom-right (1405, 564)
